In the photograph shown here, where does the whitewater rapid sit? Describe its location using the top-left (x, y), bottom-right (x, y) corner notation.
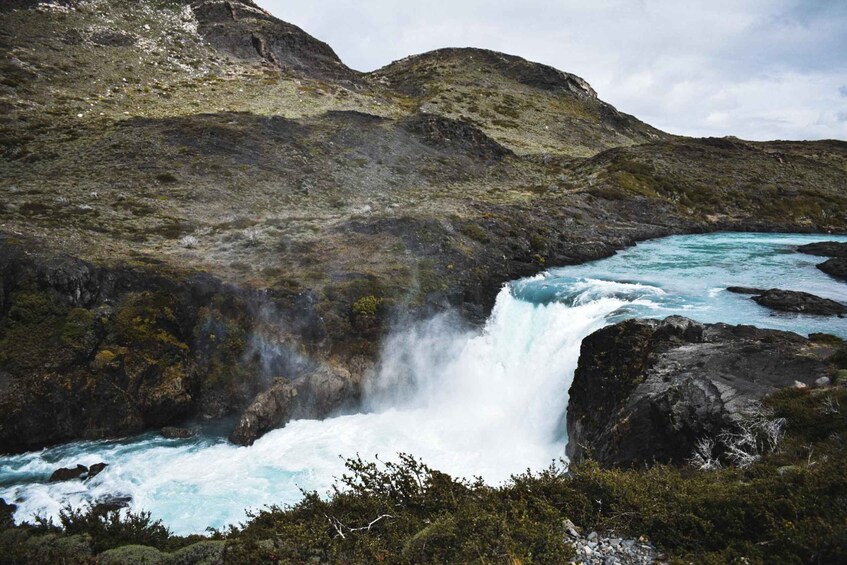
top-left (1, 232), bottom-right (845, 534)
top-left (1, 282), bottom-right (646, 534)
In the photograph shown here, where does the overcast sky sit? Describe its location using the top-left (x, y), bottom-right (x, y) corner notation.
top-left (254, 0), bottom-right (847, 141)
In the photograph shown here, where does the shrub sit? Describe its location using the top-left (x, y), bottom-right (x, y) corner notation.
top-left (351, 295), bottom-right (383, 317)
top-left (52, 504), bottom-right (172, 554)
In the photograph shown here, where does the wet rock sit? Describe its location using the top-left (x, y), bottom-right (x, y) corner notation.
top-left (567, 316), bottom-right (834, 467)
top-left (818, 257), bottom-right (847, 281)
top-left (797, 241), bottom-right (847, 257)
top-left (49, 464), bottom-right (88, 482)
top-left (96, 495), bottom-right (132, 512)
top-left (289, 367), bottom-right (360, 421)
top-left (86, 462), bottom-right (107, 479)
top-left (160, 426), bottom-right (196, 439)
top-left (229, 378), bottom-right (298, 446)
top-left (726, 286), bottom-right (766, 295)
top-left (752, 289), bottom-right (846, 316)
top-left (230, 366), bottom-right (360, 446)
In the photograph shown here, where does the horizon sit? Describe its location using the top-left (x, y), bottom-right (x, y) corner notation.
top-left (255, 0), bottom-right (847, 143)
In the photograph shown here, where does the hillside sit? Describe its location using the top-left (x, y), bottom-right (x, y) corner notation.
top-left (0, 0), bottom-right (845, 450)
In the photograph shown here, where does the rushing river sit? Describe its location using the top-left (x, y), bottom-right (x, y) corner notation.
top-left (2, 233), bottom-right (845, 534)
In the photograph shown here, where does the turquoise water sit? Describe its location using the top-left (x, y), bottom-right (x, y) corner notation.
top-left (1, 232), bottom-right (844, 534)
top-left (515, 232), bottom-right (847, 337)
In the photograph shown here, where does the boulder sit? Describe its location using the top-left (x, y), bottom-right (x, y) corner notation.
top-left (86, 462), bottom-right (107, 479)
top-left (49, 464), bottom-right (88, 482)
top-left (229, 367), bottom-right (360, 446)
top-left (818, 257), bottom-right (847, 281)
top-left (160, 427), bottom-right (196, 439)
top-left (796, 241), bottom-right (847, 257)
top-left (566, 316), bottom-right (835, 467)
top-left (726, 286), bottom-right (766, 295)
top-left (229, 378), bottom-right (297, 446)
top-left (751, 289), bottom-right (846, 316)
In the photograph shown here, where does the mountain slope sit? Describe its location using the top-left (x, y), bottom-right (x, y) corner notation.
top-left (369, 48), bottom-right (667, 157)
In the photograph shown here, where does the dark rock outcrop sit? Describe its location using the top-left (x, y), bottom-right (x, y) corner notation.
top-left (49, 462), bottom-right (107, 482)
top-left (566, 316), bottom-right (835, 467)
top-left (229, 367), bottom-right (359, 445)
top-left (752, 289), bottom-right (846, 316)
top-left (49, 464), bottom-right (88, 482)
top-left (726, 286), bottom-right (766, 295)
top-left (229, 378), bottom-right (297, 446)
top-left (160, 426), bottom-right (196, 439)
top-left (400, 113), bottom-right (513, 161)
top-left (191, 0), bottom-right (360, 85)
top-left (86, 462), bottom-right (107, 479)
top-left (797, 241), bottom-right (847, 257)
top-left (818, 257), bottom-right (847, 281)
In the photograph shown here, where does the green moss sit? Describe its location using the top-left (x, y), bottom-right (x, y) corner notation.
top-left (459, 222), bottom-right (490, 243)
top-left (809, 333), bottom-right (844, 346)
top-left (352, 295), bottom-right (383, 317)
top-left (94, 349), bottom-right (119, 369)
top-left (112, 292), bottom-right (188, 351)
top-left (7, 290), bottom-right (63, 325)
top-left (60, 308), bottom-right (94, 346)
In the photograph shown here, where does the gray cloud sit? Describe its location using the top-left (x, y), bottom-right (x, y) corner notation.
top-left (255, 0), bottom-right (847, 141)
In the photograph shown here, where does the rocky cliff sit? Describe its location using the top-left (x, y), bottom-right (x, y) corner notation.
top-left (566, 316), bottom-right (841, 467)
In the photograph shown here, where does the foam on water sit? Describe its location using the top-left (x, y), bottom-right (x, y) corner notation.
top-left (1, 232), bottom-right (845, 534)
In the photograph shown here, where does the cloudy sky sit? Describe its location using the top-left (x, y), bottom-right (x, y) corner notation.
top-left (255, 0), bottom-right (847, 141)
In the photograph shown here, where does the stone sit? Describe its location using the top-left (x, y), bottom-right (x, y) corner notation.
top-left (160, 427), bottom-right (196, 439)
top-left (567, 316), bottom-right (834, 467)
top-left (86, 462), bottom-right (107, 479)
top-left (49, 464), bottom-right (88, 482)
top-left (751, 289), bottom-right (846, 316)
top-left (815, 377), bottom-right (831, 387)
top-left (796, 241), bottom-right (847, 258)
top-left (818, 257), bottom-right (847, 281)
top-left (726, 286), bottom-right (766, 295)
top-left (229, 378), bottom-right (298, 446)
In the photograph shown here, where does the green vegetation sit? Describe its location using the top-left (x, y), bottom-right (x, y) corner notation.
top-left (351, 295), bottom-right (383, 317)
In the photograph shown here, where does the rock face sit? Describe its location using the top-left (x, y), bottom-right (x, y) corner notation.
top-left (752, 289), bottom-right (846, 316)
top-left (818, 257), bottom-right (847, 281)
top-left (229, 378), bottom-right (297, 446)
top-left (191, 0), bottom-right (359, 85)
top-left (797, 241), bottom-right (847, 257)
top-left (229, 367), bottom-right (359, 445)
top-left (566, 316), bottom-right (834, 467)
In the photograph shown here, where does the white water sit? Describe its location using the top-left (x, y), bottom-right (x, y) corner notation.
top-left (1, 284), bottom-right (642, 534)
top-left (1, 232), bottom-right (845, 534)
